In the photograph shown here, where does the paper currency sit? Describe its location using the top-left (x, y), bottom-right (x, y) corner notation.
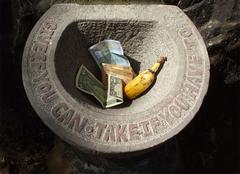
top-left (75, 65), bottom-right (106, 108)
top-left (75, 65), bottom-right (123, 108)
top-left (102, 63), bottom-right (135, 86)
top-left (106, 74), bottom-right (123, 108)
top-left (88, 40), bottom-right (131, 69)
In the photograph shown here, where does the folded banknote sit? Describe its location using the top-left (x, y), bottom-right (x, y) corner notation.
top-left (75, 65), bottom-right (123, 108)
top-left (102, 63), bottom-right (135, 86)
top-left (88, 40), bottom-right (131, 69)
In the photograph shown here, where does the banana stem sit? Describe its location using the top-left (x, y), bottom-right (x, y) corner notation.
top-left (150, 56), bottom-right (167, 73)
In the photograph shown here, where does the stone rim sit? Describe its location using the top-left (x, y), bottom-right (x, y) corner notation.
top-left (22, 4), bottom-right (210, 154)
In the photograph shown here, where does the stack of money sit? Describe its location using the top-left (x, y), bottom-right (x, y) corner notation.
top-left (75, 40), bottom-right (135, 108)
top-left (102, 63), bottom-right (135, 86)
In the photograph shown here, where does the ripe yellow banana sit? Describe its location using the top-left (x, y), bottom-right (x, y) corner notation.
top-left (124, 56), bottom-right (167, 99)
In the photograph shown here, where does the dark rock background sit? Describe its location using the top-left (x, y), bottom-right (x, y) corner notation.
top-left (0, 0), bottom-right (239, 173)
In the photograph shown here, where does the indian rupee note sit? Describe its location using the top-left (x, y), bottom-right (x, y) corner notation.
top-left (88, 40), bottom-right (130, 69)
top-left (102, 63), bottom-right (135, 86)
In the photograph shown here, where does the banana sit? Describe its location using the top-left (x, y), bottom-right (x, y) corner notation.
top-left (124, 56), bottom-right (167, 99)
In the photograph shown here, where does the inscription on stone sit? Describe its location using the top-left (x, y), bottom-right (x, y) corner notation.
top-left (30, 18), bottom-right (59, 104)
top-left (51, 101), bottom-right (170, 143)
top-left (22, 4), bottom-right (209, 153)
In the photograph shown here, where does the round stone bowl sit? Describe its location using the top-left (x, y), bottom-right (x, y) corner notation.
top-left (22, 4), bottom-right (210, 155)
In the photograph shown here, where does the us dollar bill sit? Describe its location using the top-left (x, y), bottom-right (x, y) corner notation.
top-left (88, 40), bottom-right (131, 70)
top-left (76, 65), bottom-right (123, 108)
top-left (102, 63), bottom-right (135, 86)
top-left (75, 65), bottom-right (107, 108)
top-left (106, 74), bottom-right (123, 108)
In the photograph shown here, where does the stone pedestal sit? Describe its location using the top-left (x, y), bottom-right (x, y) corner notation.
top-left (22, 4), bottom-right (209, 155)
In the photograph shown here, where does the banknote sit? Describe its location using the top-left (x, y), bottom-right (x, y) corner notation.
top-left (106, 74), bottom-right (123, 108)
top-left (75, 65), bottom-right (123, 108)
top-left (75, 65), bottom-right (106, 108)
top-left (102, 63), bottom-right (135, 86)
top-left (88, 40), bottom-right (131, 69)
top-left (102, 39), bottom-right (124, 55)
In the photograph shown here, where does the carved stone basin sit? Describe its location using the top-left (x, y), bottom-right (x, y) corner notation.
top-left (22, 4), bottom-right (210, 155)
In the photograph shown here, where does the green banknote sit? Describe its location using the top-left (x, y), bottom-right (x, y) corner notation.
top-left (106, 74), bottom-right (123, 108)
top-left (75, 65), bottom-right (106, 108)
top-left (75, 65), bottom-right (123, 108)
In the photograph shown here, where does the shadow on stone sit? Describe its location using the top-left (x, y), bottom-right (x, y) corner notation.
top-left (55, 20), bottom-right (154, 109)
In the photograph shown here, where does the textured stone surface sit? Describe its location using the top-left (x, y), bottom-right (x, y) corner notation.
top-left (0, 0), bottom-right (240, 173)
top-left (22, 4), bottom-right (209, 154)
